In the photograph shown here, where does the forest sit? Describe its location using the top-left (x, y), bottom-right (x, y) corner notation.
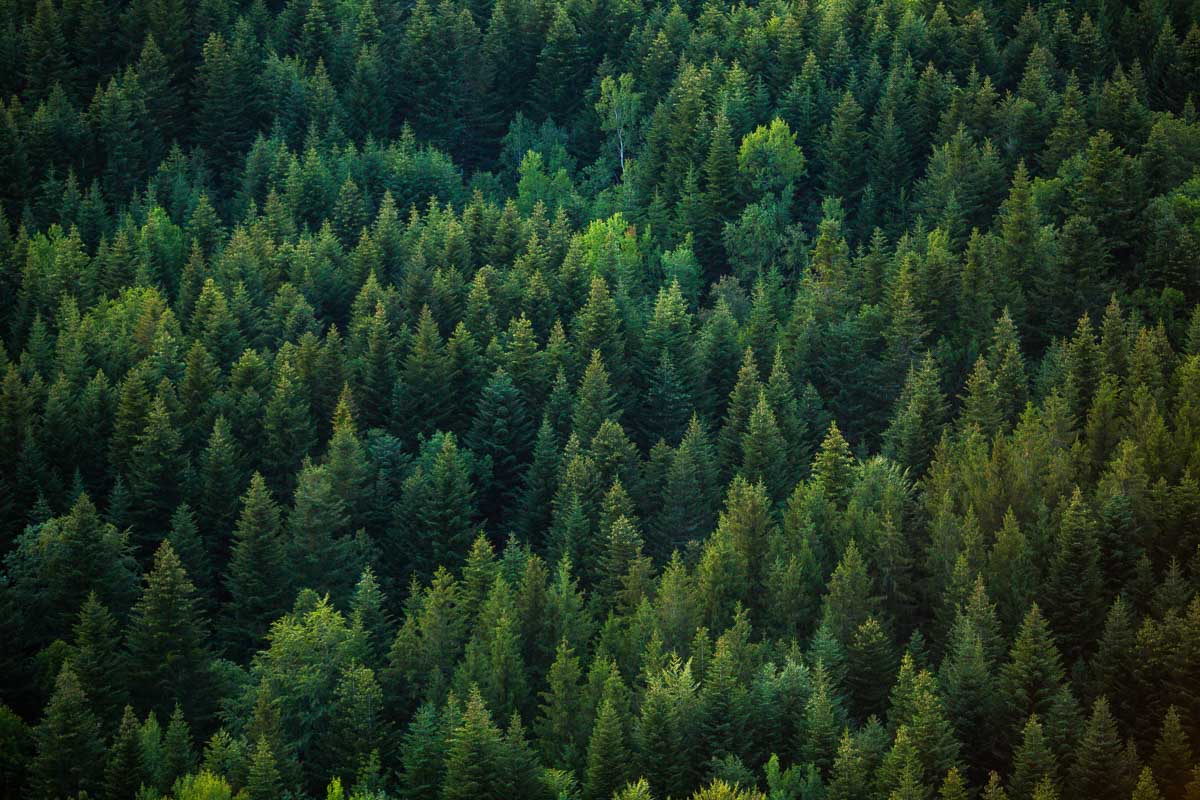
top-left (1, 0), bottom-right (1200, 797)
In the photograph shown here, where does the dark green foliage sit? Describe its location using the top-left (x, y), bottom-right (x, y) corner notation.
top-left (0, 2), bottom-right (1198, 798)
top-left (223, 473), bottom-right (291, 659)
top-left (126, 541), bottom-right (212, 725)
top-left (104, 705), bottom-right (145, 800)
top-left (30, 666), bottom-right (105, 799)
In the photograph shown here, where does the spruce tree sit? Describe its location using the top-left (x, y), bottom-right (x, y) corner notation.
top-left (535, 638), bottom-right (586, 772)
top-left (30, 666), bottom-right (105, 800)
top-left (70, 592), bottom-right (127, 727)
top-left (1009, 715), bottom-right (1057, 800)
top-left (1000, 604), bottom-right (1065, 742)
top-left (1044, 488), bottom-right (1105, 665)
top-left (245, 736), bottom-right (283, 800)
top-left (1151, 706), bottom-right (1193, 798)
top-left (573, 351), bottom-right (619, 446)
top-left (1069, 697), bottom-right (1133, 800)
top-left (468, 368), bottom-right (534, 524)
top-left (441, 688), bottom-right (506, 800)
top-left (584, 699), bottom-right (630, 800)
top-left (740, 392), bottom-right (789, 503)
top-left (263, 361), bottom-right (317, 497)
top-left (126, 541), bottom-right (212, 725)
top-left (224, 473), bottom-right (290, 659)
top-left (104, 705), bottom-right (146, 800)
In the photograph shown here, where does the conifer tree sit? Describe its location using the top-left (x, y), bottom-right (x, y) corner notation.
top-left (126, 540), bottom-right (212, 724)
top-left (1009, 715), bottom-right (1057, 800)
top-left (224, 473), bottom-right (291, 659)
top-left (70, 592), bottom-right (127, 726)
top-left (584, 699), bottom-right (630, 800)
top-left (573, 351), bottom-right (620, 446)
top-left (883, 353), bottom-right (948, 476)
top-left (163, 703), bottom-right (196, 789)
top-left (718, 348), bottom-right (762, 477)
top-left (104, 705), bottom-right (146, 800)
top-left (1069, 697), bottom-right (1133, 800)
top-left (1000, 604), bottom-right (1065, 741)
top-left (469, 368), bottom-right (534, 524)
top-left (535, 638), bottom-right (586, 772)
top-left (801, 660), bottom-right (843, 774)
top-left (820, 91), bottom-right (868, 211)
top-left (287, 462), bottom-right (356, 602)
top-left (441, 688), bottom-right (507, 800)
top-left (1151, 706), bottom-right (1192, 798)
top-left (246, 736), bottom-right (284, 800)
top-left (30, 666), bottom-right (105, 800)
top-left (263, 361), bottom-right (317, 497)
top-left (324, 389), bottom-right (371, 528)
top-left (846, 616), bottom-right (896, 722)
top-left (351, 567), bottom-right (394, 670)
top-left (823, 540), bottom-right (877, 646)
top-left (168, 503), bottom-right (212, 605)
top-left (1132, 768), bottom-right (1164, 800)
top-left (126, 393), bottom-right (187, 542)
top-left (812, 421), bottom-right (855, 506)
top-left (740, 392), bottom-right (789, 502)
top-left (1044, 488), bottom-right (1104, 664)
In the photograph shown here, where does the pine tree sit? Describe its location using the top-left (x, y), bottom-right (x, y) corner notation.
top-left (441, 688), bottom-right (506, 800)
top-left (1151, 706), bottom-right (1193, 798)
top-left (574, 277), bottom-right (626, 388)
top-left (699, 111), bottom-right (738, 272)
top-left (224, 474), bottom-right (291, 659)
top-left (518, 416), bottom-right (560, 547)
top-left (403, 433), bottom-right (478, 575)
top-left (801, 660), bottom-right (843, 774)
top-left (104, 705), bottom-right (146, 800)
top-left (351, 567), bottom-right (394, 670)
top-left (162, 704), bottom-right (195, 788)
top-left (740, 392), bottom-right (789, 502)
top-left (398, 703), bottom-right (451, 800)
top-left (287, 461), bottom-right (356, 602)
top-left (1044, 488), bottom-right (1104, 664)
top-left (823, 540), bottom-right (877, 646)
top-left (1000, 604), bottom-right (1065, 741)
top-left (126, 392), bottom-right (187, 543)
top-left (820, 91), bottom-right (868, 211)
top-left (535, 638), bottom-right (586, 772)
top-left (263, 360), bottom-right (317, 497)
top-left (70, 592), bottom-right (127, 727)
top-left (883, 353), bottom-right (948, 476)
top-left (827, 729), bottom-right (869, 800)
top-left (812, 421), bottom-right (855, 506)
top-left (469, 368), bottom-right (534, 524)
top-left (573, 351), bottom-right (619, 446)
top-left (167, 503), bottom-right (212, 606)
top-left (245, 736), bottom-right (283, 800)
top-left (324, 388), bottom-right (371, 527)
top-left (639, 351), bottom-right (692, 448)
top-left (584, 699), bottom-right (630, 800)
top-left (5, 493), bottom-right (140, 644)
top-left (1009, 715), bottom-right (1057, 800)
top-left (127, 541), bottom-right (212, 724)
top-left (1069, 696), bottom-right (1133, 800)
top-left (718, 348), bottom-right (762, 477)
top-left (1132, 768), bottom-right (1164, 800)
top-left (30, 666), bottom-right (106, 800)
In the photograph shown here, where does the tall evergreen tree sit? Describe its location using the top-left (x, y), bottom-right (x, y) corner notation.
top-left (30, 666), bottom-right (106, 800)
top-left (126, 541), bottom-right (212, 724)
top-left (224, 473), bottom-right (291, 659)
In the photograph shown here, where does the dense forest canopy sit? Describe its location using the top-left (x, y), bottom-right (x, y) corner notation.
top-left (1, 0), bottom-right (1200, 797)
